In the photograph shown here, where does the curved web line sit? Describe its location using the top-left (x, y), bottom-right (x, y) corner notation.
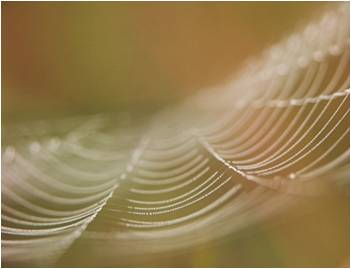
top-left (1, 4), bottom-right (349, 266)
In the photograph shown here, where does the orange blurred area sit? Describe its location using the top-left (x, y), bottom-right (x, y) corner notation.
top-left (2, 2), bottom-right (330, 121)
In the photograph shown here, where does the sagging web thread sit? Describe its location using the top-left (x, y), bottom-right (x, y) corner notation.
top-left (2, 4), bottom-right (349, 266)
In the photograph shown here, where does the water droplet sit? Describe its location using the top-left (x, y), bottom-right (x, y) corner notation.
top-left (289, 173), bottom-right (296, 180)
top-left (29, 142), bottom-right (41, 154)
top-left (127, 164), bottom-right (133, 173)
top-left (48, 137), bottom-right (61, 152)
top-left (329, 44), bottom-right (342, 56)
top-left (313, 50), bottom-right (325, 62)
top-left (4, 146), bottom-right (16, 163)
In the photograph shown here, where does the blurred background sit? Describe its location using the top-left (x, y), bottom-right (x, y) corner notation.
top-left (2, 2), bottom-right (333, 123)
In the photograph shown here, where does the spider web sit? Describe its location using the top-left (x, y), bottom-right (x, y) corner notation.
top-left (2, 4), bottom-right (350, 267)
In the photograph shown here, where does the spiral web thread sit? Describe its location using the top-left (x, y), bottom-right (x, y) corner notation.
top-left (2, 4), bottom-right (349, 267)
